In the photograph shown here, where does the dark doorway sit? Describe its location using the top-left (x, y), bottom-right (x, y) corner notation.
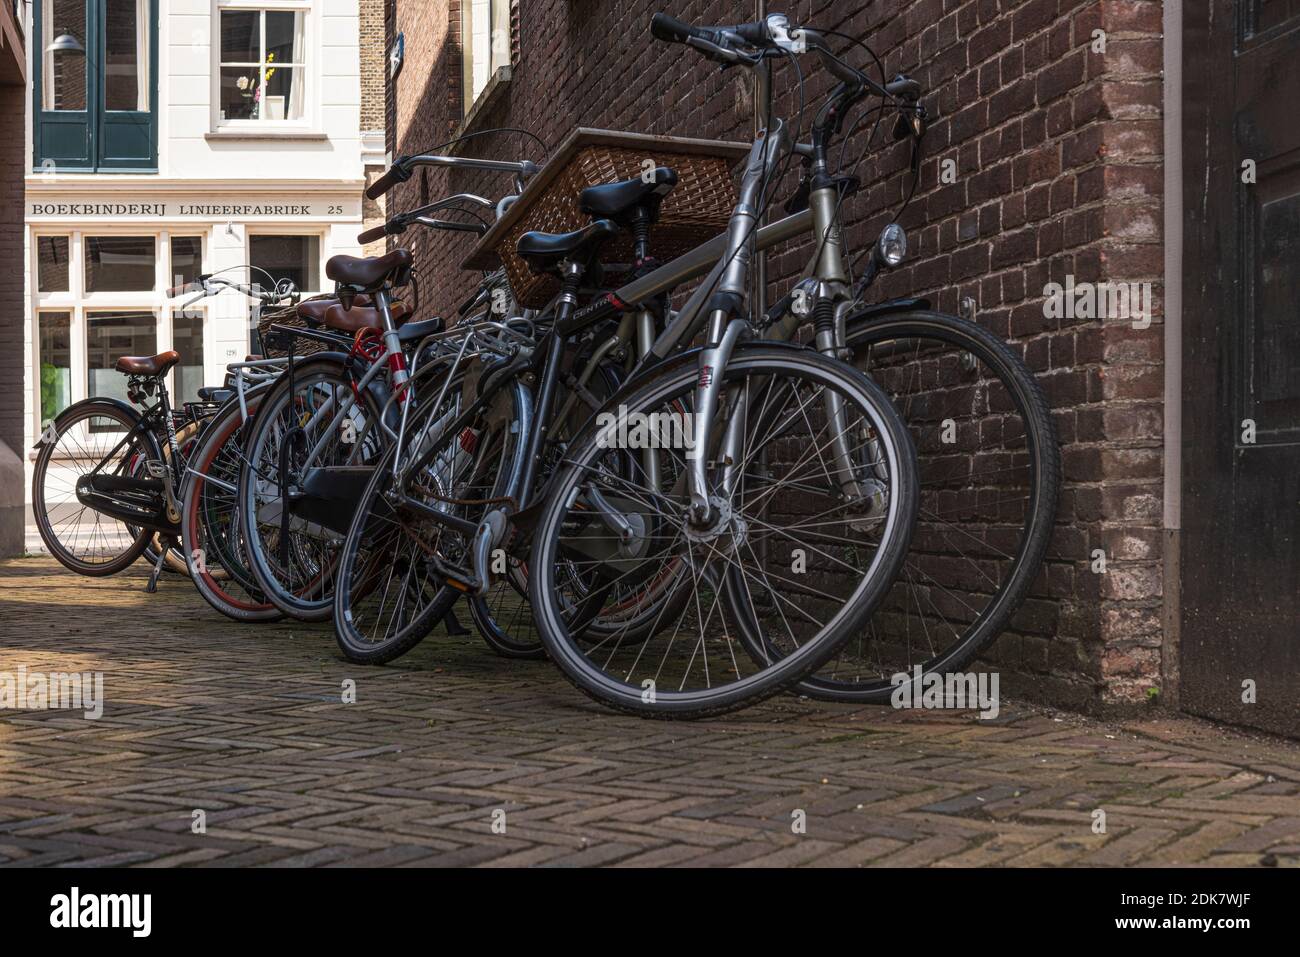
top-left (1181, 1), bottom-right (1300, 736)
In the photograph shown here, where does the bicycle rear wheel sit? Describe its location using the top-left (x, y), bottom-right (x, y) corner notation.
top-left (468, 560), bottom-right (546, 660)
top-left (182, 388), bottom-right (284, 622)
top-left (238, 356), bottom-right (388, 621)
top-left (333, 374), bottom-right (528, 664)
top-left (528, 344), bottom-right (918, 719)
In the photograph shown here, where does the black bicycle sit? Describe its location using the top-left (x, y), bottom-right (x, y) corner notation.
top-left (31, 274), bottom-right (296, 586)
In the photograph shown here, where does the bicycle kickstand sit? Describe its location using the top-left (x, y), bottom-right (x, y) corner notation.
top-left (145, 543), bottom-right (168, 594)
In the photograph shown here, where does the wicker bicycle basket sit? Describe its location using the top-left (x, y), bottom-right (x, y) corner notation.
top-left (255, 295), bottom-right (335, 359)
top-left (464, 129), bottom-right (750, 309)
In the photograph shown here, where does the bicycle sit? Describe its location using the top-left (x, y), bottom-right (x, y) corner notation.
top-left (467, 12), bottom-right (1058, 706)
top-left (30, 271), bottom-right (301, 593)
top-left (235, 180), bottom-right (529, 623)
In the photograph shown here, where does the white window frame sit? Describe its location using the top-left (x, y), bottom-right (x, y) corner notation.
top-left (29, 229), bottom-right (210, 437)
top-left (461, 0), bottom-right (511, 118)
top-left (212, 0), bottom-right (315, 132)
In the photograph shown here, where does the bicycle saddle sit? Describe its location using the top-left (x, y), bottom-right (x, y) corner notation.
top-left (115, 351), bottom-right (180, 377)
top-left (197, 386), bottom-right (234, 404)
top-left (516, 219), bottom-right (618, 274)
top-left (579, 167), bottom-right (678, 225)
top-left (323, 299), bottom-right (409, 333)
top-left (325, 248), bottom-right (413, 291)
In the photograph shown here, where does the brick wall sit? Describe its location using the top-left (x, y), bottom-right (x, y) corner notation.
top-left (361, 0), bottom-right (390, 254)
top-left (0, 80), bottom-right (25, 459)
top-left (360, 0), bottom-right (387, 133)
top-left (387, 0), bottom-right (1166, 712)
top-left (0, 77), bottom-right (25, 557)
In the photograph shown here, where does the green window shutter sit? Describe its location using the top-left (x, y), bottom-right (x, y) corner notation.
top-left (33, 0), bottom-right (158, 173)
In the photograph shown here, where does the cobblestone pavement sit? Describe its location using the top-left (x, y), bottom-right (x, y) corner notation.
top-left (2, 557), bottom-right (1299, 867)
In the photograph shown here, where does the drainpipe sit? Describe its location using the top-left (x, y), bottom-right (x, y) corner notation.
top-left (752, 0), bottom-right (768, 317)
top-left (1161, 0), bottom-right (1183, 707)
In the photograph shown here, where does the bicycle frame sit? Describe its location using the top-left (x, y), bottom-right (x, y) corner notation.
top-left (369, 111), bottom-right (885, 591)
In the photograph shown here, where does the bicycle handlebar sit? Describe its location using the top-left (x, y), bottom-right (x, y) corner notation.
top-left (357, 217), bottom-right (486, 244)
top-left (650, 12), bottom-right (915, 98)
top-left (649, 13), bottom-right (768, 47)
top-left (885, 76), bottom-right (922, 99)
top-left (367, 154), bottom-right (541, 200)
top-left (171, 275), bottom-right (290, 307)
top-left (366, 163), bottom-right (413, 200)
top-left (357, 193), bottom-right (498, 244)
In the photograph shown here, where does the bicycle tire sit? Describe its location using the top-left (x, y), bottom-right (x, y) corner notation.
top-left (238, 354), bottom-right (387, 621)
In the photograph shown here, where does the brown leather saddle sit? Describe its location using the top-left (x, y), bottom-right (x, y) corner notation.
top-left (296, 293), bottom-right (410, 334)
top-left (115, 351), bottom-right (181, 377)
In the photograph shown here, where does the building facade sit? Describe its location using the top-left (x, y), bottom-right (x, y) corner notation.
top-left (20, 0), bottom-right (385, 525)
top-left (383, 0), bottom-right (1300, 735)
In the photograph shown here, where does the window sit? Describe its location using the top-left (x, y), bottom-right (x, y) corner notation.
top-left (461, 0), bottom-right (510, 115)
top-left (219, 6), bottom-right (306, 123)
top-left (85, 235), bottom-right (156, 292)
top-left (38, 236), bottom-right (71, 292)
top-left (30, 232), bottom-right (208, 441)
top-left (33, 0), bottom-right (158, 170)
top-left (170, 236), bottom-right (203, 290)
top-left (41, 0), bottom-right (87, 111)
top-left (38, 313), bottom-right (73, 426)
top-left (249, 234), bottom-right (320, 291)
top-left (104, 0), bottom-right (149, 111)
top-left (248, 233), bottom-right (320, 345)
top-left (172, 309), bottom-right (206, 405)
top-left (87, 311), bottom-right (157, 404)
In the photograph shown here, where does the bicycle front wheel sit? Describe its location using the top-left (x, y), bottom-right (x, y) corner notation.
top-left (794, 309), bottom-right (1062, 701)
top-left (528, 344), bottom-right (919, 719)
top-left (32, 400), bottom-right (155, 576)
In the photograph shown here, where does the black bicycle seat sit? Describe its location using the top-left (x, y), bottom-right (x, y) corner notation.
top-left (516, 220), bottom-right (619, 274)
top-left (579, 167), bottom-right (678, 225)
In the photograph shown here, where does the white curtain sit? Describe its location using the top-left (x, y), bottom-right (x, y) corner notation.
top-left (41, 0), bottom-right (54, 111)
top-left (287, 11), bottom-right (305, 120)
top-left (136, 0), bottom-right (148, 111)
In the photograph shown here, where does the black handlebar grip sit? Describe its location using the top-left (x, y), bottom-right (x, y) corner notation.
top-left (650, 13), bottom-right (695, 43)
top-left (366, 162), bottom-right (411, 200)
top-left (356, 224), bottom-right (389, 244)
top-left (731, 20), bottom-right (770, 44)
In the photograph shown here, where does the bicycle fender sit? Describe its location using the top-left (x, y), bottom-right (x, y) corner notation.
top-left (33, 397), bottom-right (145, 450)
top-left (843, 297), bottom-right (933, 327)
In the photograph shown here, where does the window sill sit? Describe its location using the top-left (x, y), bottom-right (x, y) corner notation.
top-left (449, 66), bottom-right (512, 148)
top-left (30, 166), bottom-right (159, 175)
top-left (205, 129), bottom-right (328, 142)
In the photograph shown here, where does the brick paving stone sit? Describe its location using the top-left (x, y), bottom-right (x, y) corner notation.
top-left (2, 557), bottom-right (1300, 867)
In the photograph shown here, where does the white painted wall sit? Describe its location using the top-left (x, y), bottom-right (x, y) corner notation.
top-left (22, 1), bottom-right (372, 513)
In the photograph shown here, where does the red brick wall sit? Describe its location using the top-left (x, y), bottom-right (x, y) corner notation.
top-left (0, 81), bottom-right (25, 459)
top-left (387, 0), bottom-right (1166, 711)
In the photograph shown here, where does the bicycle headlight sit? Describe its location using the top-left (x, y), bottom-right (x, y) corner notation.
top-left (877, 224), bottom-right (907, 268)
